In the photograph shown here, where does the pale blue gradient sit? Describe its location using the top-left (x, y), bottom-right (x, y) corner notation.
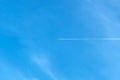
top-left (0, 0), bottom-right (120, 80)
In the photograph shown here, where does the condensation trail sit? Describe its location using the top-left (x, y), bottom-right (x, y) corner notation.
top-left (57, 38), bottom-right (120, 40)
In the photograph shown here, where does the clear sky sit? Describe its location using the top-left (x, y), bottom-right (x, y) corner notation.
top-left (0, 0), bottom-right (120, 80)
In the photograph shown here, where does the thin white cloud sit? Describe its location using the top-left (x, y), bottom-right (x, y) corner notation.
top-left (57, 38), bottom-right (120, 40)
top-left (31, 54), bottom-right (59, 80)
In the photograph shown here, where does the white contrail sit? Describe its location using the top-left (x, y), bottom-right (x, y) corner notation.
top-left (57, 38), bottom-right (120, 40)
top-left (31, 54), bottom-right (58, 80)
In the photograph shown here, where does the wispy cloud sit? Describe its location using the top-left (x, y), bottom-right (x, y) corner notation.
top-left (31, 53), bottom-right (59, 80)
top-left (57, 38), bottom-right (120, 40)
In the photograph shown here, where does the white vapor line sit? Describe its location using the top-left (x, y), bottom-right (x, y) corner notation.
top-left (45, 69), bottom-right (58, 80)
top-left (31, 54), bottom-right (58, 80)
top-left (57, 38), bottom-right (120, 41)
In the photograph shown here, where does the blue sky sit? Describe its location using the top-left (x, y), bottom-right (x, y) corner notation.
top-left (0, 0), bottom-right (120, 80)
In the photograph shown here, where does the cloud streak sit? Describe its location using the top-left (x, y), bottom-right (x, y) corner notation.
top-left (57, 38), bottom-right (120, 40)
top-left (31, 53), bottom-right (59, 80)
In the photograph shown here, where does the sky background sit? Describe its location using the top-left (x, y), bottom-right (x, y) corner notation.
top-left (0, 0), bottom-right (120, 80)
